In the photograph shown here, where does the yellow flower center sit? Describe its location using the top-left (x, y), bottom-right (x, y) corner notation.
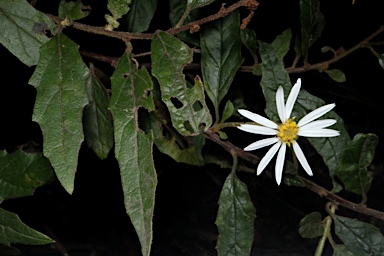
top-left (277, 118), bottom-right (298, 146)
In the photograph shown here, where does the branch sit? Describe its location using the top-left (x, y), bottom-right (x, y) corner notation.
top-left (83, 25), bottom-right (384, 74)
top-left (47, 0), bottom-right (258, 41)
top-left (301, 177), bottom-right (384, 221)
top-left (204, 129), bottom-right (384, 222)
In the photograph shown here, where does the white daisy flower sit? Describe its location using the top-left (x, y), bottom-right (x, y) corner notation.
top-left (238, 78), bottom-right (340, 185)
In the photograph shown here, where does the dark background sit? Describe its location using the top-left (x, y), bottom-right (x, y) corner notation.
top-left (1, 0), bottom-right (384, 255)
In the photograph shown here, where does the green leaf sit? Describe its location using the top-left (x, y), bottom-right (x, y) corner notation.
top-left (258, 41), bottom-right (292, 121)
top-left (187, 0), bottom-right (215, 10)
top-left (149, 112), bottom-right (204, 166)
top-left (58, 0), bottom-right (91, 21)
top-left (83, 67), bottom-right (114, 160)
top-left (109, 53), bottom-right (156, 256)
top-left (335, 133), bottom-right (377, 195)
top-left (324, 69), bottom-right (347, 83)
top-left (305, 111), bottom-right (350, 188)
top-left (259, 41), bottom-right (350, 187)
top-left (0, 150), bottom-right (54, 202)
top-left (333, 244), bottom-right (356, 256)
top-left (240, 28), bottom-right (258, 60)
top-left (271, 28), bottom-right (292, 60)
top-left (105, 0), bottom-right (132, 29)
top-left (298, 212), bottom-right (324, 238)
top-left (216, 172), bottom-right (256, 256)
top-left (201, 11), bottom-right (244, 119)
top-left (29, 34), bottom-right (88, 194)
top-left (333, 215), bottom-right (384, 255)
top-left (152, 31), bottom-right (212, 135)
top-left (0, 208), bottom-right (54, 246)
top-left (123, 0), bottom-right (157, 32)
top-left (0, 0), bottom-right (57, 66)
top-left (221, 100), bottom-right (235, 123)
top-left (299, 0), bottom-right (325, 58)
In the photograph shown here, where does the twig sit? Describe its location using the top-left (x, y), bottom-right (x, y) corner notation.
top-left (47, 0), bottom-right (259, 41)
top-left (285, 25), bottom-right (384, 73)
top-left (82, 24), bottom-right (384, 73)
top-left (300, 177), bottom-right (384, 221)
top-left (79, 50), bottom-right (118, 67)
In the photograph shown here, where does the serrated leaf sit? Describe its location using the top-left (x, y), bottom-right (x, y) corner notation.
top-left (324, 69), bottom-right (346, 83)
top-left (221, 100), bottom-right (235, 123)
top-left (271, 28), bottom-right (292, 60)
top-left (0, 150), bottom-right (54, 202)
top-left (216, 172), bottom-right (256, 256)
top-left (240, 28), bottom-right (258, 60)
top-left (58, 0), bottom-right (91, 21)
top-left (123, 0), bottom-right (157, 32)
top-left (109, 53), bottom-right (156, 256)
top-left (0, 0), bottom-right (57, 66)
top-left (152, 31), bottom-right (212, 135)
top-left (29, 34), bottom-right (88, 194)
top-left (149, 112), bottom-right (204, 166)
top-left (333, 215), bottom-right (384, 255)
top-left (299, 0), bottom-right (325, 58)
top-left (335, 133), bottom-right (377, 195)
top-left (201, 11), bottom-right (244, 119)
top-left (333, 244), bottom-right (356, 256)
top-left (83, 69), bottom-right (114, 160)
top-left (259, 41), bottom-right (350, 187)
top-left (0, 208), bottom-right (54, 246)
top-left (298, 212), bottom-right (324, 238)
top-left (187, 0), bottom-right (215, 10)
top-left (106, 0), bottom-right (132, 29)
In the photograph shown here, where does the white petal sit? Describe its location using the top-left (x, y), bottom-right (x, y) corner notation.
top-left (238, 124), bottom-right (277, 135)
top-left (243, 137), bottom-right (279, 151)
top-left (275, 143), bottom-right (286, 185)
top-left (276, 86), bottom-right (286, 122)
top-left (285, 78), bottom-right (301, 119)
top-left (297, 104), bottom-right (336, 127)
top-left (238, 109), bottom-right (278, 129)
top-left (257, 141), bottom-right (282, 175)
top-left (292, 142), bottom-right (313, 176)
top-left (297, 128), bottom-right (340, 137)
top-left (299, 119), bottom-right (336, 130)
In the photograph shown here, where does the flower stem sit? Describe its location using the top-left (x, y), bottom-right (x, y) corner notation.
top-left (314, 203), bottom-right (337, 256)
top-left (315, 215), bottom-right (332, 256)
top-left (175, 7), bottom-right (191, 28)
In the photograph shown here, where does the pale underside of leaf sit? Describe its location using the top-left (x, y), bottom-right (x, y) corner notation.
top-left (29, 33), bottom-right (88, 194)
top-left (109, 53), bottom-right (156, 256)
top-left (0, 0), bottom-right (57, 66)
